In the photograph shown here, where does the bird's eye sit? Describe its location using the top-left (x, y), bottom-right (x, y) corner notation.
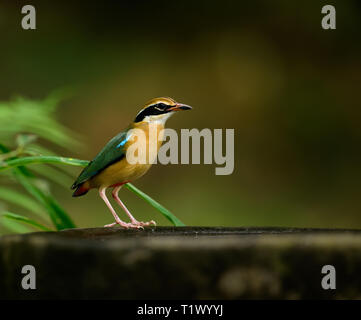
top-left (153, 103), bottom-right (167, 111)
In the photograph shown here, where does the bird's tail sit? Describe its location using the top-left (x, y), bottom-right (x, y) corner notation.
top-left (72, 182), bottom-right (90, 197)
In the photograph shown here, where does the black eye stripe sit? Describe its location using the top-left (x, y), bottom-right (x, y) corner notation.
top-left (155, 103), bottom-right (167, 109)
top-left (134, 103), bottom-right (172, 122)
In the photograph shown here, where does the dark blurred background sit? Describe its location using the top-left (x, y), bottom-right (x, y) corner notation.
top-left (1, 0), bottom-right (360, 228)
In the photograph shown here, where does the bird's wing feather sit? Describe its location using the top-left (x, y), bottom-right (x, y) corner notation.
top-left (71, 129), bottom-right (131, 189)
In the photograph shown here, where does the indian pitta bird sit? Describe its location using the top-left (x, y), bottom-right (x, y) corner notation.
top-left (71, 97), bottom-right (192, 229)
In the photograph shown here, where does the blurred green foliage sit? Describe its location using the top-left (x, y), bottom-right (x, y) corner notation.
top-left (0, 94), bottom-right (78, 233)
top-left (0, 0), bottom-right (360, 230)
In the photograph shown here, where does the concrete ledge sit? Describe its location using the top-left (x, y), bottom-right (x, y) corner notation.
top-left (0, 227), bottom-right (361, 299)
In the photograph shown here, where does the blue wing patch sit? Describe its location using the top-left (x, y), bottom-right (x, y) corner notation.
top-left (116, 132), bottom-right (132, 148)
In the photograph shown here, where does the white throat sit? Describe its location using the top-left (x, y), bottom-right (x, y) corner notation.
top-left (143, 112), bottom-right (174, 125)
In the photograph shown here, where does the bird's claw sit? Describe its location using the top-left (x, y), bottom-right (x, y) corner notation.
top-left (104, 222), bottom-right (116, 228)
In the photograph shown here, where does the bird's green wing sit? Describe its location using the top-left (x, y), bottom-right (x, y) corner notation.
top-left (71, 128), bottom-right (132, 189)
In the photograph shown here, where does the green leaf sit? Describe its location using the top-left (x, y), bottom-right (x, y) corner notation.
top-left (12, 169), bottom-right (76, 230)
top-left (124, 183), bottom-right (186, 227)
top-left (0, 186), bottom-right (48, 220)
top-left (1, 211), bottom-right (52, 231)
top-left (0, 216), bottom-right (33, 233)
top-left (0, 94), bottom-right (83, 152)
top-left (0, 145), bottom-right (76, 230)
top-left (0, 156), bottom-right (89, 172)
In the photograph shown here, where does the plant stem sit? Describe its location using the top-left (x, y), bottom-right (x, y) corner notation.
top-left (124, 184), bottom-right (185, 226)
top-left (0, 156), bottom-right (89, 171)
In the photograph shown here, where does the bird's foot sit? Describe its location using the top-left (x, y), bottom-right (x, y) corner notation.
top-left (104, 219), bottom-right (156, 229)
top-left (104, 220), bottom-right (140, 229)
top-left (129, 219), bottom-right (156, 228)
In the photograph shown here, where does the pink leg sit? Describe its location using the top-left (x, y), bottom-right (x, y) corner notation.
top-left (99, 187), bottom-right (141, 229)
top-left (112, 186), bottom-right (156, 227)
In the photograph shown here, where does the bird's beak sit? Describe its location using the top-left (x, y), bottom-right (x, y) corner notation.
top-left (168, 103), bottom-right (192, 111)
